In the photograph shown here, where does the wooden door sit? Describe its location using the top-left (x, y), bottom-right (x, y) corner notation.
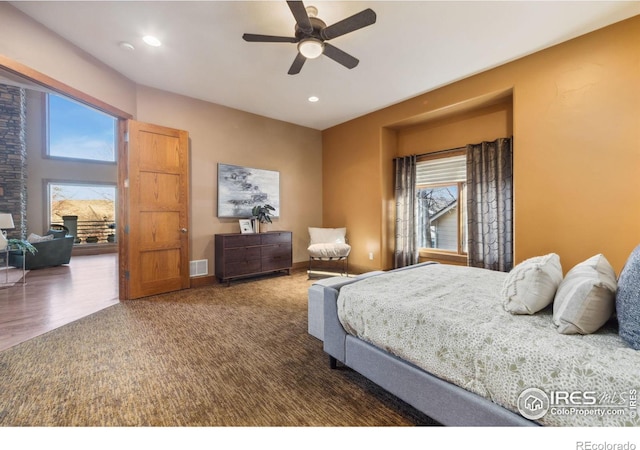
top-left (120, 120), bottom-right (190, 299)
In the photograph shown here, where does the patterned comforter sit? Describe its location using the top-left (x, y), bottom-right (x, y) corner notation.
top-left (337, 263), bottom-right (640, 426)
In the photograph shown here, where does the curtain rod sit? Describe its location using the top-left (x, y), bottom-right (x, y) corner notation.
top-left (393, 146), bottom-right (466, 162)
top-left (416, 146), bottom-right (466, 159)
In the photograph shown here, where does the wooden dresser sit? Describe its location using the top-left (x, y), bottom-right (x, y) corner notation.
top-left (214, 231), bottom-right (292, 285)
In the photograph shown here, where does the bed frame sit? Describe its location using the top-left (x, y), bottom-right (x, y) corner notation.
top-left (320, 269), bottom-right (537, 427)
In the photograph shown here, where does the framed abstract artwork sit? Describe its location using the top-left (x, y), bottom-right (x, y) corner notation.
top-left (217, 163), bottom-right (280, 218)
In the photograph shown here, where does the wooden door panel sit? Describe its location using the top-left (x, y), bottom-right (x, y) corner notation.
top-left (138, 130), bottom-right (181, 171)
top-left (140, 249), bottom-right (181, 282)
top-left (139, 173), bottom-right (181, 206)
top-left (123, 120), bottom-right (189, 299)
top-left (139, 212), bottom-right (181, 248)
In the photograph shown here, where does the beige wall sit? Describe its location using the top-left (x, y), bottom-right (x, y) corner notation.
top-left (0, 3), bottom-right (136, 116)
top-left (135, 86), bottom-right (322, 271)
top-left (323, 15), bottom-right (640, 275)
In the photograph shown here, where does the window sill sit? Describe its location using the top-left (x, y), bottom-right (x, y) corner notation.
top-left (419, 249), bottom-right (468, 265)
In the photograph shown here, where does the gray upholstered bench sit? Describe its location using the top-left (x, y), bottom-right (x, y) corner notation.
top-left (307, 271), bottom-right (384, 341)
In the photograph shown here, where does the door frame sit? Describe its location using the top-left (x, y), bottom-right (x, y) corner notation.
top-left (0, 56), bottom-right (133, 299)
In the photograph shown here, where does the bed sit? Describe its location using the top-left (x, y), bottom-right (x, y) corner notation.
top-left (320, 249), bottom-right (640, 427)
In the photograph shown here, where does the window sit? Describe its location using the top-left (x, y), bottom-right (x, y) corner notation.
top-left (416, 152), bottom-right (467, 255)
top-left (48, 182), bottom-right (116, 245)
top-left (47, 94), bottom-right (116, 163)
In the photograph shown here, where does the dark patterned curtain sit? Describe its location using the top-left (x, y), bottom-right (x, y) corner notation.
top-left (466, 138), bottom-right (513, 272)
top-left (394, 155), bottom-right (418, 268)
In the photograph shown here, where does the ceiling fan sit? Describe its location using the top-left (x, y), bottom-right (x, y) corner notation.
top-left (242, 1), bottom-right (377, 75)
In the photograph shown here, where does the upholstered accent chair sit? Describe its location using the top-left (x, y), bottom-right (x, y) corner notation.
top-left (307, 227), bottom-right (351, 278)
top-left (9, 229), bottom-right (74, 270)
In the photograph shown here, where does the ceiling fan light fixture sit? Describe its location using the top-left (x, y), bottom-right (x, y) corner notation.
top-left (305, 6), bottom-right (318, 18)
top-left (298, 38), bottom-right (324, 59)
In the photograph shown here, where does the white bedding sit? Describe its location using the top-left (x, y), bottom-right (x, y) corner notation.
top-left (337, 263), bottom-right (640, 426)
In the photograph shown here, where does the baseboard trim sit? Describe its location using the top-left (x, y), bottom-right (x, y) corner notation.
top-left (190, 275), bottom-right (217, 288)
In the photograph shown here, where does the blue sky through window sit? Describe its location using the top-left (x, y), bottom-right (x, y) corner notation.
top-left (48, 94), bottom-right (116, 162)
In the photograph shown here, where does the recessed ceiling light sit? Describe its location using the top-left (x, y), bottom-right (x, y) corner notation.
top-left (142, 35), bottom-right (162, 47)
top-left (119, 42), bottom-right (135, 51)
top-left (308, 96), bottom-right (319, 103)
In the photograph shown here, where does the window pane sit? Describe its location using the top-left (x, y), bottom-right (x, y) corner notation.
top-left (48, 94), bottom-right (116, 162)
top-left (417, 185), bottom-right (459, 251)
top-left (49, 183), bottom-right (116, 244)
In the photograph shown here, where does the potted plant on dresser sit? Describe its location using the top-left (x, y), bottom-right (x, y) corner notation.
top-left (251, 204), bottom-right (275, 233)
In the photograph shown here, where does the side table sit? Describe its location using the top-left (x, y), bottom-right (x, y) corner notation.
top-left (1, 247), bottom-right (26, 286)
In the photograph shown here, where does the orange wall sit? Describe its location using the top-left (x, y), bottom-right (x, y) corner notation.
top-left (395, 101), bottom-right (512, 157)
top-left (323, 15), bottom-right (640, 275)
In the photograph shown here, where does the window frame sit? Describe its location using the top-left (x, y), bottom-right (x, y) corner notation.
top-left (416, 149), bottom-right (468, 260)
top-left (44, 93), bottom-right (117, 165)
top-left (45, 179), bottom-right (117, 243)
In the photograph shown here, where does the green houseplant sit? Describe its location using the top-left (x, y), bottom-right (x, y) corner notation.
top-left (251, 204), bottom-right (275, 232)
top-left (8, 238), bottom-right (37, 255)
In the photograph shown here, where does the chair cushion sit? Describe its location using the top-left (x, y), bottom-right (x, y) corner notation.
top-left (27, 233), bottom-right (54, 243)
top-left (308, 243), bottom-right (351, 259)
top-left (308, 227), bottom-right (347, 245)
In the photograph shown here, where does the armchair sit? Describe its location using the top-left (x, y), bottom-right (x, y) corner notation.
top-left (307, 227), bottom-right (351, 278)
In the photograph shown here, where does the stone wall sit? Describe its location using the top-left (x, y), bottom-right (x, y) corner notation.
top-left (0, 83), bottom-right (27, 239)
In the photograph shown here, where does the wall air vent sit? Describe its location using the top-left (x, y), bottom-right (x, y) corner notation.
top-left (189, 259), bottom-right (208, 277)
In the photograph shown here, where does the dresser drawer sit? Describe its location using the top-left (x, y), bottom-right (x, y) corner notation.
top-left (261, 232), bottom-right (291, 245)
top-left (226, 259), bottom-right (262, 277)
top-left (223, 234), bottom-right (261, 248)
top-left (261, 243), bottom-right (291, 259)
top-left (262, 255), bottom-right (292, 272)
top-left (225, 246), bottom-right (261, 263)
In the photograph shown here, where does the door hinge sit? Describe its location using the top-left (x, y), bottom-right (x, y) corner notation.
top-left (124, 270), bottom-right (130, 280)
top-left (124, 225), bottom-right (129, 234)
top-left (124, 132), bottom-right (129, 143)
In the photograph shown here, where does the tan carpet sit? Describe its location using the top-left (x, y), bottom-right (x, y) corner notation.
top-left (0, 270), bottom-right (439, 426)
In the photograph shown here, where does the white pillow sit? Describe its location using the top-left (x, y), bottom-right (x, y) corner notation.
top-left (308, 243), bottom-right (351, 259)
top-left (502, 253), bottom-right (563, 315)
top-left (27, 233), bottom-right (54, 243)
top-left (553, 254), bottom-right (617, 335)
top-left (308, 227), bottom-right (347, 245)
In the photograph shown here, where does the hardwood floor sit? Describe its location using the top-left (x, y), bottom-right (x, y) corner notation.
top-left (0, 253), bottom-right (119, 352)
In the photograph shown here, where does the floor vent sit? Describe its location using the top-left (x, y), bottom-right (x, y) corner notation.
top-left (189, 259), bottom-right (208, 277)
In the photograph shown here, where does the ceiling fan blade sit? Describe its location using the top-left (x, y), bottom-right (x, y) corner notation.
top-left (243, 33), bottom-right (298, 43)
top-left (322, 43), bottom-right (359, 69)
top-left (288, 53), bottom-right (307, 75)
top-left (287, 1), bottom-right (313, 34)
top-left (320, 8), bottom-right (377, 41)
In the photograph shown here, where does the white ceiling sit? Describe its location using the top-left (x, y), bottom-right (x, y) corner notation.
top-left (9, 1), bottom-right (640, 130)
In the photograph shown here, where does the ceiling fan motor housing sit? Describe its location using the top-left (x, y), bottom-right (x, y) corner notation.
top-left (295, 16), bottom-right (327, 41)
